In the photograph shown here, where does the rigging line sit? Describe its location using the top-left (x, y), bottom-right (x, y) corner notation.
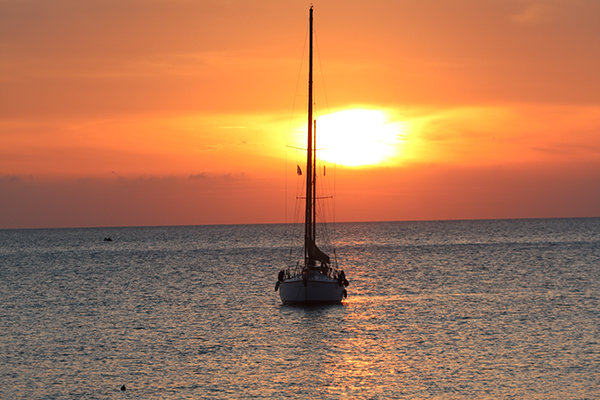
top-left (287, 21), bottom-right (309, 144)
top-left (287, 145), bottom-right (331, 151)
top-left (285, 134), bottom-right (287, 228)
top-left (313, 23), bottom-right (331, 114)
top-left (286, 145), bottom-right (306, 151)
top-left (319, 164), bottom-right (335, 246)
top-left (285, 20), bottom-right (309, 239)
top-left (314, 18), bottom-right (336, 252)
top-left (334, 159), bottom-right (337, 244)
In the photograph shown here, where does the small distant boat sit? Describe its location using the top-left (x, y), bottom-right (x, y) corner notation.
top-left (104, 237), bottom-right (112, 242)
top-left (275, 6), bottom-right (349, 305)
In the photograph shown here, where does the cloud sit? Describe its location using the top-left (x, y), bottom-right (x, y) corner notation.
top-left (333, 161), bottom-right (600, 222)
top-left (189, 172), bottom-right (208, 180)
top-left (400, 104), bottom-right (600, 166)
top-left (0, 174), bottom-right (282, 229)
top-left (511, 2), bottom-right (559, 24)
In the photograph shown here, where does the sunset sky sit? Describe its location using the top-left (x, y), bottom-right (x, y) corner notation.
top-left (1, 0), bottom-right (599, 229)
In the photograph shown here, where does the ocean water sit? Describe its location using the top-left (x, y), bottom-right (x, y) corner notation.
top-left (1, 218), bottom-right (599, 399)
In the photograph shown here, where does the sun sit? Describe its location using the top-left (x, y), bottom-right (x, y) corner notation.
top-left (314, 109), bottom-right (405, 167)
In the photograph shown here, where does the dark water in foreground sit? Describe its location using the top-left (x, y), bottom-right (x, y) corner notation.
top-left (1, 218), bottom-right (599, 399)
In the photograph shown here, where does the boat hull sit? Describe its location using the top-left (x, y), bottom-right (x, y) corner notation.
top-left (279, 277), bottom-right (345, 305)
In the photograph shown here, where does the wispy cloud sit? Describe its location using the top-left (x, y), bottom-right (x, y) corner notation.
top-left (511, 2), bottom-right (560, 24)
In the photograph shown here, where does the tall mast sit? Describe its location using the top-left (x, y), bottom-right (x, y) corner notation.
top-left (304, 5), bottom-right (314, 263)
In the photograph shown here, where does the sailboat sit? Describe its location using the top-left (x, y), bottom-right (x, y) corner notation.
top-left (275, 6), bottom-right (349, 305)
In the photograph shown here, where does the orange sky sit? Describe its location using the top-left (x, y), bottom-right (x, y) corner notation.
top-left (1, 0), bottom-right (599, 229)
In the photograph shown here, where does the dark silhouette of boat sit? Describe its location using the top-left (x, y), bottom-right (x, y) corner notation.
top-left (275, 6), bottom-right (349, 305)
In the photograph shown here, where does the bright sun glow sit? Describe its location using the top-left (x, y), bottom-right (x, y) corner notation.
top-left (315, 109), bottom-right (405, 167)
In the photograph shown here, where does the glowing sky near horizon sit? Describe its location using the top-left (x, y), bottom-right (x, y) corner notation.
top-left (1, 0), bottom-right (599, 229)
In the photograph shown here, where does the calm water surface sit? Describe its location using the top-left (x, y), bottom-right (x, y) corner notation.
top-left (1, 219), bottom-right (599, 399)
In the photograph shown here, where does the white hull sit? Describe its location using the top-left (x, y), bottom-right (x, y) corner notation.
top-left (279, 276), bottom-right (345, 305)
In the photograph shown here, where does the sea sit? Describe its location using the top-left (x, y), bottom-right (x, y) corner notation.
top-left (1, 218), bottom-right (599, 399)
